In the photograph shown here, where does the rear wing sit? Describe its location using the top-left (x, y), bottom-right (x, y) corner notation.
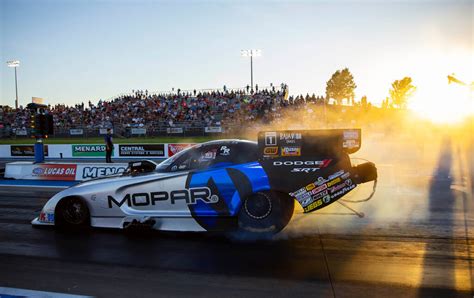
top-left (257, 129), bottom-right (361, 159)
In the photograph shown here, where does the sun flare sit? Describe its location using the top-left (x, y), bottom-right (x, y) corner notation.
top-left (408, 50), bottom-right (474, 124)
top-left (410, 81), bottom-right (473, 124)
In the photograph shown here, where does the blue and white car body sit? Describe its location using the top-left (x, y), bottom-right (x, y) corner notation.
top-left (32, 130), bottom-right (378, 235)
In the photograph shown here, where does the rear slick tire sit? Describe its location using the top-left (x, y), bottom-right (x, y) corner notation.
top-left (235, 191), bottom-right (294, 240)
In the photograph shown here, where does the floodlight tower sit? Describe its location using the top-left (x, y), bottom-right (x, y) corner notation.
top-left (241, 49), bottom-right (262, 93)
top-left (6, 60), bottom-right (20, 109)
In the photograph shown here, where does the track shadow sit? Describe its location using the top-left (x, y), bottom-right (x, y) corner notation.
top-left (418, 136), bottom-right (460, 297)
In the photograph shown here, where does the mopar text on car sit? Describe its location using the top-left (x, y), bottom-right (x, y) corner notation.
top-left (33, 130), bottom-right (377, 236)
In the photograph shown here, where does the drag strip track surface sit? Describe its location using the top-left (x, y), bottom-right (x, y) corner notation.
top-left (0, 187), bottom-right (472, 298)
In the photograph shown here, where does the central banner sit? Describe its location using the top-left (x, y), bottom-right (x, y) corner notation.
top-left (118, 144), bottom-right (165, 157)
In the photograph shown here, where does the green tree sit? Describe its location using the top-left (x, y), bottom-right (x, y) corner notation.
top-left (389, 77), bottom-right (416, 109)
top-left (325, 68), bottom-right (357, 104)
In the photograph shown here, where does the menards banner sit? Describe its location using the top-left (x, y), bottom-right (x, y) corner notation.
top-left (72, 144), bottom-right (107, 157)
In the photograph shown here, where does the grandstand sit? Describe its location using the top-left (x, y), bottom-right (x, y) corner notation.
top-left (0, 83), bottom-right (391, 139)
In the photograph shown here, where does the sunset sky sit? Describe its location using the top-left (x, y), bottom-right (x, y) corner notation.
top-left (0, 0), bottom-right (472, 112)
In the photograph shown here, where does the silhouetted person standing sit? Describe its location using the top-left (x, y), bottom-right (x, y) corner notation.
top-left (105, 128), bottom-right (113, 163)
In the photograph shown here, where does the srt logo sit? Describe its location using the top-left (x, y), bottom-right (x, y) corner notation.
top-left (108, 187), bottom-right (218, 208)
top-left (291, 168), bottom-right (321, 173)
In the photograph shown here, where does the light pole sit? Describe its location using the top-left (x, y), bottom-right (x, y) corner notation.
top-left (241, 49), bottom-right (261, 92)
top-left (6, 60), bottom-right (20, 109)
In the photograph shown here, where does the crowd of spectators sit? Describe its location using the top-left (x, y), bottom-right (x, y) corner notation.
top-left (0, 85), bottom-right (298, 134)
top-left (0, 84), bottom-right (382, 138)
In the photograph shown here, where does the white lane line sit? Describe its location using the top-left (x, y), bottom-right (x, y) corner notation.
top-left (0, 287), bottom-right (92, 298)
top-left (0, 185), bottom-right (69, 189)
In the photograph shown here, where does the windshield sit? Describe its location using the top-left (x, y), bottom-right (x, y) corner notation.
top-left (155, 144), bottom-right (199, 172)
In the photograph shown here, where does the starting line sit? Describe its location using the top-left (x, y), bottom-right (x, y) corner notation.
top-left (0, 287), bottom-right (92, 298)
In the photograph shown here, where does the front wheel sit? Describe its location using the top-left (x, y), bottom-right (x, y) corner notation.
top-left (55, 197), bottom-right (90, 230)
top-left (235, 191), bottom-right (294, 239)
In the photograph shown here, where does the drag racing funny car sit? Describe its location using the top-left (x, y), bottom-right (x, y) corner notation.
top-left (32, 129), bottom-right (378, 237)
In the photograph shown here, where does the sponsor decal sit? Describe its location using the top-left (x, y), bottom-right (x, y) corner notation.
top-left (312, 190), bottom-right (329, 201)
top-left (219, 146), bottom-right (231, 156)
top-left (296, 192), bottom-right (312, 205)
top-left (315, 177), bottom-right (328, 186)
top-left (326, 177), bottom-right (342, 187)
top-left (343, 130), bottom-right (359, 139)
top-left (72, 145), bottom-right (106, 157)
top-left (311, 184), bottom-right (328, 194)
top-left (300, 195), bottom-right (313, 206)
top-left (281, 146), bottom-right (301, 157)
top-left (279, 132), bottom-right (302, 145)
top-left (328, 170), bottom-right (345, 180)
top-left (263, 146), bottom-right (278, 155)
top-left (201, 149), bottom-right (217, 160)
top-left (279, 132), bottom-right (302, 141)
top-left (265, 132), bottom-right (277, 146)
top-left (108, 187), bottom-right (219, 208)
top-left (329, 182), bottom-right (348, 193)
top-left (323, 195), bottom-right (331, 204)
top-left (168, 143), bottom-right (194, 157)
top-left (304, 199), bottom-right (323, 212)
top-left (82, 166), bottom-right (127, 179)
top-left (330, 184), bottom-right (356, 199)
top-left (118, 144), bottom-right (165, 157)
top-left (32, 164), bottom-right (77, 181)
top-left (305, 183), bottom-right (316, 191)
top-left (341, 172), bottom-right (350, 179)
top-left (273, 160), bottom-right (332, 167)
top-left (10, 145), bottom-right (49, 157)
top-left (290, 187), bottom-right (307, 197)
top-left (39, 211), bottom-right (55, 223)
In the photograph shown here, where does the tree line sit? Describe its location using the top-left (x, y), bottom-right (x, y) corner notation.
top-left (325, 68), bottom-right (416, 109)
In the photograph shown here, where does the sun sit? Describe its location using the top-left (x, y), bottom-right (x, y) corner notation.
top-left (410, 81), bottom-right (474, 124)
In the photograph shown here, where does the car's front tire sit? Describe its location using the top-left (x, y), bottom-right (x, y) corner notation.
top-left (55, 197), bottom-right (90, 230)
top-left (234, 191), bottom-right (294, 239)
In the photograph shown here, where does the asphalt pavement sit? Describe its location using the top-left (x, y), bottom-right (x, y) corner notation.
top-left (0, 134), bottom-right (472, 297)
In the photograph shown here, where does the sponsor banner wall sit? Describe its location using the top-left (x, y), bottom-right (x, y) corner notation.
top-left (15, 129), bottom-right (28, 136)
top-left (204, 126), bottom-right (223, 133)
top-left (10, 145), bottom-right (49, 157)
top-left (0, 145), bottom-right (10, 158)
top-left (168, 143), bottom-right (194, 157)
top-left (76, 164), bottom-right (128, 180)
top-left (130, 128), bottom-right (147, 135)
top-left (44, 145), bottom-right (71, 158)
top-left (166, 127), bottom-right (184, 134)
top-left (72, 144), bottom-right (107, 157)
top-left (0, 143), bottom-right (195, 159)
top-left (4, 162), bottom-right (128, 181)
top-left (31, 164), bottom-right (77, 181)
top-left (70, 129), bottom-right (84, 135)
top-left (99, 128), bottom-right (113, 135)
top-left (119, 144), bottom-right (165, 157)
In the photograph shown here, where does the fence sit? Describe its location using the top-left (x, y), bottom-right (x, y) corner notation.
top-left (0, 121), bottom-right (237, 139)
